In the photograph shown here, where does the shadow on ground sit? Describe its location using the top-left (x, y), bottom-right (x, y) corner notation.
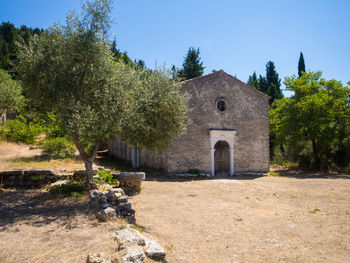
top-left (0, 189), bottom-right (91, 231)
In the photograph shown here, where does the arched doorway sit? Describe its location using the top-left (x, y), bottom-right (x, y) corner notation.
top-left (214, 140), bottom-right (230, 176)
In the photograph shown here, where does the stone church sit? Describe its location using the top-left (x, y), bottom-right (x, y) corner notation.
top-left (108, 70), bottom-right (270, 176)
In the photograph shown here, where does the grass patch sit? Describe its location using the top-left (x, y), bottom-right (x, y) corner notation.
top-left (130, 223), bottom-right (145, 233)
top-left (308, 208), bottom-right (321, 214)
top-left (49, 183), bottom-right (85, 197)
top-left (268, 171), bottom-right (281, 177)
top-left (234, 218), bottom-right (243, 221)
top-left (188, 194), bottom-right (196, 197)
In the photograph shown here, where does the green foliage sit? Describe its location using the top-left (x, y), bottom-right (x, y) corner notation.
top-left (3, 117), bottom-right (42, 144)
top-left (178, 47), bottom-right (205, 80)
top-left (247, 71), bottom-right (259, 90)
top-left (270, 72), bottom-right (350, 169)
top-left (187, 169), bottom-right (200, 175)
top-left (49, 183), bottom-right (85, 197)
top-left (298, 52), bottom-right (306, 78)
top-left (97, 169), bottom-right (119, 185)
top-left (118, 66), bottom-right (188, 154)
top-left (265, 61), bottom-right (283, 105)
top-left (0, 68), bottom-right (25, 112)
top-left (30, 175), bottom-right (45, 180)
top-left (0, 22), bottom-right (43, 72)
top-left (43, 137), bottom-right (75, 158)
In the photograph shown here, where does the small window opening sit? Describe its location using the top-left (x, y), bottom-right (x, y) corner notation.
top-left (217, 100), bottom-right (226, 112)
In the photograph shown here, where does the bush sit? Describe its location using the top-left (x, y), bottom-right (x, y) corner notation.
top-left (50, 183), bottom-right (85, 196)
top-left (43, 137), bottom-right (75, 158)
top-left (5, 118), bottom-right (42, 144)
top-left (97, 169), bottom-right (119, 185)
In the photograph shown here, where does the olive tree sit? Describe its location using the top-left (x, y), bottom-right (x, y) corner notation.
top-left (17, 0), bottom-right (188, 186)
top-left (17, 0), bottom-right (123, 186)
top-left (0, 69), bottom-right (25, 121)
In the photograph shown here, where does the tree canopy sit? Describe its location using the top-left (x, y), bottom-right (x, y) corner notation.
top-left (270, 72), bottom-right (350, 168)
top-left (178, 47), bottom-right (205, 80)
top-left (17, 0), bottom-right (188, 186)
top-left (0, 68), bottom-right (25, 114)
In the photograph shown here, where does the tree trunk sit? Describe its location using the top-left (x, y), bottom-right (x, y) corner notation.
top-left (311, 138), bottom-right (321, 168)
top-left (73, 139), bottom-right (99, 188)
top-left (84, 159), bottom-right (94, 188)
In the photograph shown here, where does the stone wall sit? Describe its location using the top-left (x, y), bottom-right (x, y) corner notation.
top-left (0, 170), bottom-right (66, 188)
top-left (166, 70), bottom-right (269, 173)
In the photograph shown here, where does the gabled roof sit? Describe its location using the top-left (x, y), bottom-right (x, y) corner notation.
top-left (181, 70), bottom-right (270, 99)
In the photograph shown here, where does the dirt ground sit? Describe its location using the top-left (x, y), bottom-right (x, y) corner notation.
top-left (131, 174), bottom-right (350, 263)
top-left (1, 142), bottom-right (350, 262)
top-left (0, 142), bottom-right (83, 173)
top-left (0, 189), bottom-right (121, 263)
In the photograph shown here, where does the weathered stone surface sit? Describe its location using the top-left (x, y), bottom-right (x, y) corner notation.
top-left (112, 227), bottom-right (145, 250)
top-left (125, 215), bottom-right (136, 224)
top-left (121, 247), bottom-right (145, 263)
top-left (114, 172), bottom-right (145, 181)
top-left (0, 169), bottom-right (60, 188)
top-left (96, 207), bottom-right (116, 222)
top-left (144, 237), bottom-right (166, 261)
top-left (117, 203), bottom-right (135, 216)
top-left (74, 168), bottom-right (98, 177)
top-left (50, 180), bottom-right (70, 187)
top-left (89, 190), bottom-right (108, 210)
top-left (86, 252), bottom-right (111, 263)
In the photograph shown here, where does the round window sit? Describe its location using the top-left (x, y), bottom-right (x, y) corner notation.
top-left (216, 99), bottom-right (226, 112)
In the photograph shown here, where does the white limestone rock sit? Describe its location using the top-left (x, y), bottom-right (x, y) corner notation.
top-left (121, 246), bottom-right (145, 263)
top-left (86, 252), bottom-right (111, 263)
top-left (112, 227), bottom-right (145, 250)
top-left (144, 237), bottom-right (166, 261)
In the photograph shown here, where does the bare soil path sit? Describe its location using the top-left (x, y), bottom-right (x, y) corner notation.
top-left (131, 175), bottom-right (350, 263)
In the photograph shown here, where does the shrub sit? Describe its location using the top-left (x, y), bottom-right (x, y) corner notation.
top-left (43, 137), bottom-right (75, 158)
top-left (5, 119), bottom-right (42, 144)
top-left (97, 169), bottom-right (119, 185)
top-left (50, 183), bottom-right (85, 196)
top-left (187, 169), bottom-right (200, 175)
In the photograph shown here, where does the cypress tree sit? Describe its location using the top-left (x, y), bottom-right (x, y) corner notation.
top-left (247, 71), bottom-right (260, 90)
top-left (178, 47), bottom-right (204, 80)
top-left (298, 52), bottom-right (305, 78)
top-left (265, 61), bottom-right (282, 105)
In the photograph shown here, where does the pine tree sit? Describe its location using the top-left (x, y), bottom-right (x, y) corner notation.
top-left (258, 74), bottom-right (267, 93)
top-left (298, 52), bottom-right (305, 78)
top-left (265, 61), bottom-right (282, 105)
top-left (247, 71), bottom-right (260, 90)
top-left (178, 47), bottom-right (204, 80)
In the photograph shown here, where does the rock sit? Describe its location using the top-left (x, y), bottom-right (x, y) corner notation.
top-left (50, 180), bottom-right (70, 187)
top-left (112, 172), bottom-right (145, 195)
top-left (112, 226), bottom-right (145, 250)
top-left (121, 247), bottom-right (145, 263)
top-left (126, 215), bottom-right (136, 224)
top-left (106, 189), bottom-right (123, 203)
top-left (89, 190), bottom-right (108, 210)
top-left (74, 168), bottom-right (98, 177)
top-left (117, 203), bottom-right (135, 216)
top-left (144, 238), bottom-right (166, 261)
top-left (86, 252), bottom-right (111, 263)
top-left (96, 207), bottom-right (116, 222)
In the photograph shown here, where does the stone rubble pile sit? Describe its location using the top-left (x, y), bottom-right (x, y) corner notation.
top-left (87, 226), bottom-right (167, 263)
top-left (114, 226), bottom-right (166, 262)
top-left (89, 188), bottom-right (136, 224)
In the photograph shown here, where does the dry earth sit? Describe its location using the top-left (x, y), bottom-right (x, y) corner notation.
top-left (131, 174), bottom-right (350, 263)
top-left (1, 142), bottom-right (350, 262)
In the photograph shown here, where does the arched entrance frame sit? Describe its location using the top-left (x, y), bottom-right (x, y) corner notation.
top-left (209, 130), bottom-right (237, 176)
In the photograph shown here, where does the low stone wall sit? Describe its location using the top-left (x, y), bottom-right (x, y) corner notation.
top-left (0, 170), bottom-right (67, 188)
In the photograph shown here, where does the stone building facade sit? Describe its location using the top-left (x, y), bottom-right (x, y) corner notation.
top-left (108, 70), bottom-right (270, 176)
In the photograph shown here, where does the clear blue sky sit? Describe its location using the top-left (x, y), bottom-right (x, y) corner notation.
top-left (1, 0), bottom-right (349, 96)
